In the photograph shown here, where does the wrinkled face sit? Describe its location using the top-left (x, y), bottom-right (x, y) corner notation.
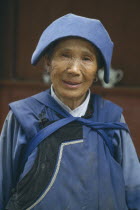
top-left (47, 38), bottom-right (98, 102)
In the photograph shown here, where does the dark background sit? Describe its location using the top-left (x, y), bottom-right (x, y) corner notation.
top-left (0, 0), bottom-right (140, 155)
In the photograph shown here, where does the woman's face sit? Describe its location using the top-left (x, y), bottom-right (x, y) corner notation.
top-left (46, 38), bottom-right (98, 103)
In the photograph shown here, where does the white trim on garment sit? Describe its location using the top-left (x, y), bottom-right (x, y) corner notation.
top-left (26, 139), bottom-right (84, 210)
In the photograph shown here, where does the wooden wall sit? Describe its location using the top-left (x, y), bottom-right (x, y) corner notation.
top-left (0, 0), bottom-right (140, 155)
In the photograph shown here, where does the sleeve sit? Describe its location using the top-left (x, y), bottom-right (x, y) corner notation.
top-left (120, 114), bottom-right (140, 210)
top-left (0, 111), bottom-right (27, 209)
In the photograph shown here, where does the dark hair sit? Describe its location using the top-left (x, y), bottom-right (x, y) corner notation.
top-left (44, 37), bottom-right (104, 69)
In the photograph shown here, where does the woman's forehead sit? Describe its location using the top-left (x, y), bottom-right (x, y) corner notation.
top-left (52, 37), bottom-right (98, 54)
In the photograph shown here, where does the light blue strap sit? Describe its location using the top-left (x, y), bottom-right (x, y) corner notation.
top-left (19, 116), bottom-right (129, 180)
top-left (19, 116), bottom-right (77, 178)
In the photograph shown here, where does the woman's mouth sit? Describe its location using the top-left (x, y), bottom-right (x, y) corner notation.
top-left (62, 80), bottom-right (82, 88)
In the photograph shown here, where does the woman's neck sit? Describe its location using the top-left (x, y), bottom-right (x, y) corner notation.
top-left (57, 94), bottom-right (87, 110)
top-left (51, 86), bottom-right (88, 110)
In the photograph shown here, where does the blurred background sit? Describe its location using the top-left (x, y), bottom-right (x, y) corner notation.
top-left (0, 0), bottom-right (140, 155)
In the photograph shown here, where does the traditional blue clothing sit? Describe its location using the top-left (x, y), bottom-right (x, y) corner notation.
top-left (0, 89), bottom-right (140, 209)
top-left (0, 13), bottom-right (140, 210)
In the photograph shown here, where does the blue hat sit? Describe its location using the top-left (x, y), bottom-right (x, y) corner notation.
top-left (31, 13), bottom-right (114, 83)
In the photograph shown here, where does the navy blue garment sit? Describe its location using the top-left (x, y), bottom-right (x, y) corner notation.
top-left (0, 89), bottom-right (140, 209)
top-left (8, 89), bottom-right (128, 209)
top-left (19, 93), bottom-right (128, 177)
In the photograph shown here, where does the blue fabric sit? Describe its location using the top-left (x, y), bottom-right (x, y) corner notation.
top-left (31, 14), bottom-right (113, 83)
top-left (26, 126), bottom-right (128, 210)
top-left (9, 89), bottom-right (123, 139)
top-left (0, 112), bottom-right (28, 209)
top-left (20, 116), bottom-right (128, 176)
top-left (10, 90), bottom-right (129, 181)
top-left (126, 188), bottom-right (140, 209)
top-left (0, 90), bottom-right (139, 209)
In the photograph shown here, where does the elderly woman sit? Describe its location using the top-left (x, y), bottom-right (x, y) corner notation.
top-left (0, 14), bottom-right (140, 210)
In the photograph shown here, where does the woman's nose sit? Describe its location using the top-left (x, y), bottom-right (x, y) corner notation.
top-left (67, 59), bottom-right (81, 75)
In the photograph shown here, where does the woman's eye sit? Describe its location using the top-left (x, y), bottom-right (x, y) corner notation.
top-left (83, 57), bottom-right (91, 61)
top-left (61, 53), bottom-right (70, 58)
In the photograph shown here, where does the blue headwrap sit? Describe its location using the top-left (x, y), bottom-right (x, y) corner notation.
top-left (31, 13), bottom-right (114, 83)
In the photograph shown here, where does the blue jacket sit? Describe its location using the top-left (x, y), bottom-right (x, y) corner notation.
top-left (0, 89), bottom-right (140, 209)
